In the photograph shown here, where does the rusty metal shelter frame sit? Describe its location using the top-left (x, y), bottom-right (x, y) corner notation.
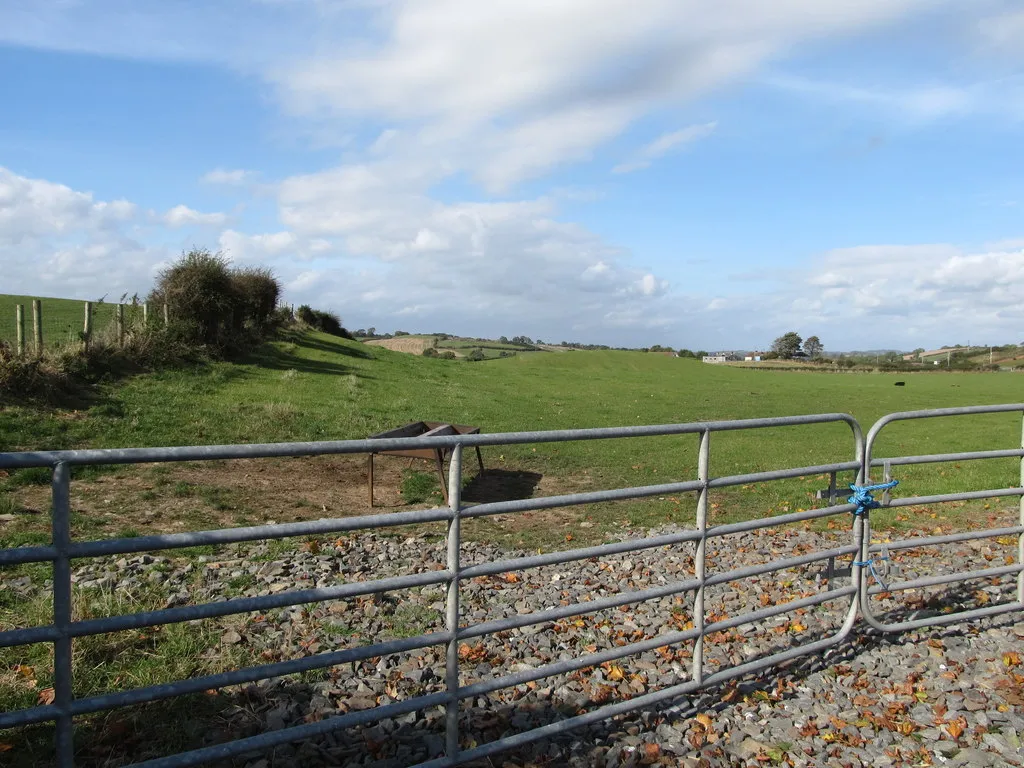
top-left (1, 404), bottom-right (1022, 767)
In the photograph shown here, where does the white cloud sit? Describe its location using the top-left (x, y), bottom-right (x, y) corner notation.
top-left (274, 0), bottom-right (931, 189)
top-left (162, 204), bottom-right (228, 228)
top-left (613, 122), bottom-right (717, 174)
top-left (0, 166), bottom-right (167, 299)
top-left (269, 158), bottom-right (677, 339)
top-left (200, 168), bottom-right (255, 185)
top-left (710, 242), bottom-right (1024, 349)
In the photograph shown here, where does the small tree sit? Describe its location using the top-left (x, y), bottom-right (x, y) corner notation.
top-left (803, 335), bottom-right (823, 358)
top-left (771, 332), bottom-right (803, 359)
top-left (467, 348), bottom-right (485, 361)
top-left (149, 248), bottom-right (236, 348)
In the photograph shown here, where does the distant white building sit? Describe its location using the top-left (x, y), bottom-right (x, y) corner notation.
top-left (743, 354), bottom-right (762, 362)
top-left (703, 352), bottom-right (741, 363)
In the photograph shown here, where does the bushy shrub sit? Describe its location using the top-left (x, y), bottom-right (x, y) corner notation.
top-left (148, 249), bottom-right (283, 354)
top-left (149, 249), bottom-right (236, 349)
top-left (296, 305), bottom-right (355, 339)
top-left (232, 267), bottom-right (281, 332)
top-left (422, 347), bottom-right (439, 357)
top-left (467, 348), bottom-right (485, 361)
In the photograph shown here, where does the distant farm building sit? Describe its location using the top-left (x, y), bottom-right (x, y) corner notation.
top-left (703, 352), bottom-right (739, 364)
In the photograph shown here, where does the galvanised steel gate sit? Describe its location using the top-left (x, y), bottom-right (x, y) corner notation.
top-left (0, 405), bottom-right (1022, 767)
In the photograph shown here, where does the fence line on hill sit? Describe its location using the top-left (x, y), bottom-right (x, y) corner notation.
top-left (0, 299), bottom-right (170, 356)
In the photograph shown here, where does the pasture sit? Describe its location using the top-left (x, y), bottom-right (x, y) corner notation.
top-left (2, 327), bottom-right (1021, 550)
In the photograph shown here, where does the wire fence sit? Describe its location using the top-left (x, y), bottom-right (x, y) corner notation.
top-left (0, 297), bottom-right (164, 354)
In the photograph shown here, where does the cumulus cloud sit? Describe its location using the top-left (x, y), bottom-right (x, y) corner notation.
top-left (270, 158), bottom-right (678, 339)
top-left (162, 204), bottom-right (228, 228)
top-left (613, 122), bottom-right (717, 174)
top-left (707, 242), bottom-right (1024, 349)
top-left (0, 166), bottom-right (168, 298)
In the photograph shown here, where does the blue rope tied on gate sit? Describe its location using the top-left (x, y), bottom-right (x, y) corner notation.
top-left (853, 544), bottom-right (892, 591)
top-left (847, 480), bottom-right (899, 517)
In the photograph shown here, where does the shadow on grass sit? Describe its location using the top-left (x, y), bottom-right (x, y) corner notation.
top-left (461, 469), bottom-right (543, 504)
top-left (247, 336), bottom-right (372, 379)
top-left (1, 580), bottom-right (1018, 767)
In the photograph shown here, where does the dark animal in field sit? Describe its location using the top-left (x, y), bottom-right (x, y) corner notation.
top-left (894, 381), bottom-right (905, 386)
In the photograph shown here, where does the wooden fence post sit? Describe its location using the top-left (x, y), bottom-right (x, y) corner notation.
top-left (116, 304), bottom-right (124, 346)
top-left (83, 302), bottom-right (93, 351)
top-left (142, 303), bottom-right (149, 326)
top-left (16, 304), bottom-right (24, 356)
top-left (163, 303), bottom-right (169, 326)
top-left (32, 300), bottom-right (42, 355)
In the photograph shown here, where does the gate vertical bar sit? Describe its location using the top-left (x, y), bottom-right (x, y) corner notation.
top-left (1018, 410), bottom-right (1023, 603)
top-left (52, 462), bottom-right (75, 766)
top-left (445, 445), bottom-right (464, 761)
top-left (691, 430), bottom-right (710, 685)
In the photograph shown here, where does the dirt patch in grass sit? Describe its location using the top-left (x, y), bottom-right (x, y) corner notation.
top-left (1, 456), bottom-right (610, 547)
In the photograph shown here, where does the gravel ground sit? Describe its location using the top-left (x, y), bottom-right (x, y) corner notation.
top-left (42, 518), bottom-right (1024, 766)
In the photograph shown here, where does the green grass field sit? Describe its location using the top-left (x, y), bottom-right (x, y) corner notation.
top-left (0, 294), bottom-right (144, 350)
top-left (1, 327), bottom-right (1021, 544)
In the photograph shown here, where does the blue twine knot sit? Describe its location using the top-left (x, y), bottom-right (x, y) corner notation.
top-left (847, 480), bottom-right (899, 516)
top-left (853, 544), bottom-right (892, 590)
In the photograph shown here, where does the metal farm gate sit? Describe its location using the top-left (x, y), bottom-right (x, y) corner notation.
top-left (0, 404), bottom-right (1022, 767)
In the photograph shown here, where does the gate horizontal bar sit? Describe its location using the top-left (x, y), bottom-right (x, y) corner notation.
top-left (883, 487), bottom-right (1024, 508)
top-left (0, 413), bottom-right (863, 469)
top-left (860, 600), bottom-right (1024, 634)
top-left (870, 448), bottom-right (1024, 467)
top-left (128, 691), bottom-right (453, 768)
top-left (865, 563), bottom-right (1022, 595)
top-left (71, 630), bottom-right (449, 716)
top-left (71, 570), bottom-right (451, 639)
top-left (69, 507), bottom-right (453, 559)
top-left (459, 528), bottom-right (704, 579)
top-left (458, 576), bottom-right (703, 641)
top-left (0, 544), bottom-right (58, 566)
top-left (869, 525), bottom-right (1024, 552)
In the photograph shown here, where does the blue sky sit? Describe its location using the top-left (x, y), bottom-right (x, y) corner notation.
top-left (1, 1), bottom-right (1022, 351)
